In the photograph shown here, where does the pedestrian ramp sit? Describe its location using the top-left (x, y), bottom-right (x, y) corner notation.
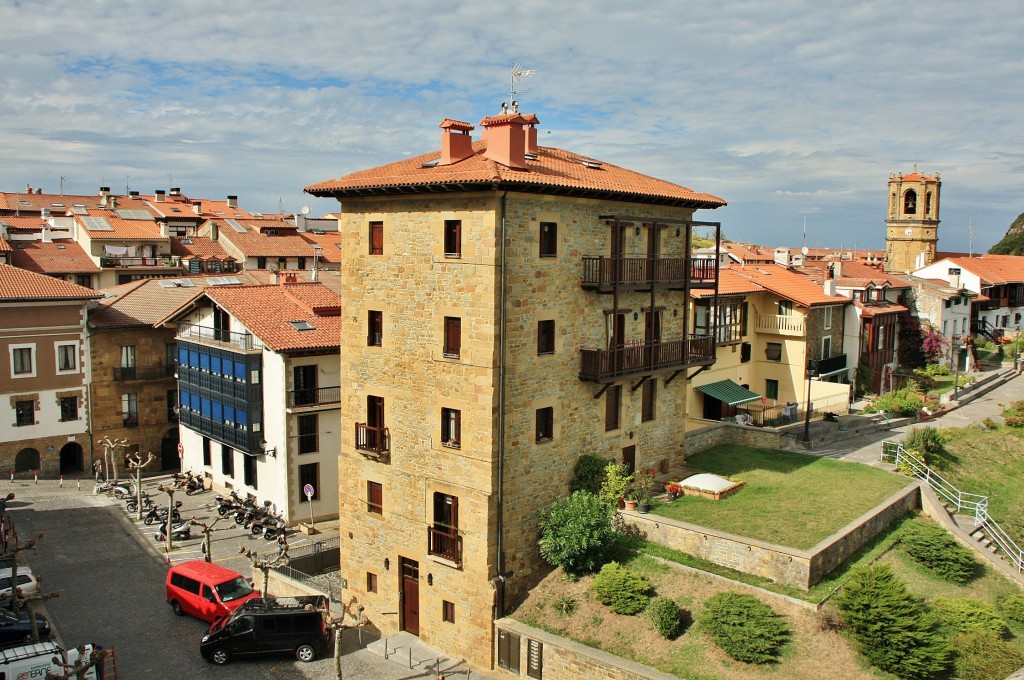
top-left (366, 631), bottom-right (499, 678)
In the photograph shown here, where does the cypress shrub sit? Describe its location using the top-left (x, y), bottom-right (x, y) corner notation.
top-left (699, 592), bottom-right (789, 664)
top-left (899, 521), bottom-right (976, 584)
top-left (589, 562), bottom-right (651, 615)
top-left (932, 597), bottom-right (1008, 637)
top-left (950, 630), bottom-right (1024, 680)
top-left (833, 563), bottom-right (949, 679)
top-left (1000, 592), bottom-right (1024, 625)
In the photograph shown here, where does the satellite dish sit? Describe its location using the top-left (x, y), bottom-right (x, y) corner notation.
top-left (801, 246), bottom-right (809, 255)
top-left (301, 206), bottom-right (311, 215)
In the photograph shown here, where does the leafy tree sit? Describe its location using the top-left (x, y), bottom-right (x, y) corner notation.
top-left (589, 562), bottom-right (651, 615)
top-left (902, 427), bottom-right (946, 457)
top-left (570, 455), bottom-right (611, 494)
top-left (833, 563), bottom-right (949, 679)
top-left (898, 313), bottom-right (927, 369)
top-left (931, 597), bottom-right (1008, 637)
top-left (537, 491), bottom-right (615, 576)
top-left (921, 329), bottom-right (948, 363)
top-left (699, 592), bottom-right (789, 664)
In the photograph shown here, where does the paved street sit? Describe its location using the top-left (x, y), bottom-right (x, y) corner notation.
top-left (2, 480), bottom-right (498, 679)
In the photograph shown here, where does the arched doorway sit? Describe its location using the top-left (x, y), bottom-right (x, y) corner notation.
top-left (160, 429), bottom-right (181, 471)
top-left (59, 442), bottom-right (84, 475)
top-left (14, 448), bottom-right (40, 474)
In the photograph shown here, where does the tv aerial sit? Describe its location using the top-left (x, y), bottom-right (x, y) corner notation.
top-left (507, 64), bottom-right (535, 114)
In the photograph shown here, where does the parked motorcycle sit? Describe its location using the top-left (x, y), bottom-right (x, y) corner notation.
top-left (155, 520), bottom-right (191, 542)
top-left (143, 501), bottom-right (183, 526)
top-left (263, 517), bottom-right (286, 542)
top-left (251, 509), bottom-right (280, 537)
top-left (214, 491), bottom-right (244, 517)
top-left (125, 491), bottom-right (155, 513)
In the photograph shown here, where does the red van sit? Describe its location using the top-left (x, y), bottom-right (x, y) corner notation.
top-left (166, 560), bottom-right (261, 623)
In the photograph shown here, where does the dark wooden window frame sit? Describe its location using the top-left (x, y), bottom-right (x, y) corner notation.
top-left (443, 317), bottom-right (461, 358)
top-left (441, 407), bottom-right (461, 449)
top-left (605, 385), bottom-right (621, 432)
top-left (367, 481), bottom-right (383, 514)
top-left (537, 319), bottom-right (555, 355)
top-left (535, 407), bottom-right (554, 443)
top-left (539, 222), bottom-right (557, 258)
top-left (368, 310), bottom-right (383, 347)
top-left (369, 221), bottom-right (384, 255)
top-left (443, 220), bottom-right (462, 258)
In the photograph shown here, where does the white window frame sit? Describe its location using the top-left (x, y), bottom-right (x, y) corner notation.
top-left (10, 344), bottom-right (36, 378)
top-left (823, 306), bottom-right (833, 331)
top-left (55, 342), bottom-right (79, 374)
top-left (821, 335), bottom-right (832, 359)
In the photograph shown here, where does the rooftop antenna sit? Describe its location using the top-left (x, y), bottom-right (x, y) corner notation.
top-left (968, 215), bottom-right (974, 257)
top-left (802, 216), bottom-right (807, 250)
top-left (508, 64), bottom-right (535, 114)
top-left (59, 175), bottom-right (67, 195)
top-left (278, 197), bottom-right (285, 213)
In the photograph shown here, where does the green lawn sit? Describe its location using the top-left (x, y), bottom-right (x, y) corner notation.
top-left (653, 445), bottom-right (911, 549)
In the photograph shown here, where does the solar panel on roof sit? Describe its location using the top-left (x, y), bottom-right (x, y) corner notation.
top-left (116, 209), bottom-right (154, 220)
top-left (51, 203), bottom-right (65, 208)
top-left (176, 279), bottom-right (197, 288)
top-left (158, 280), bottom-right (176, 288)
top-left (80, 216), bottom-right (113, 231)
top-left (72, 206), bottom-right (88, 215)
top-left (225, 219), bottom-right (247, 232)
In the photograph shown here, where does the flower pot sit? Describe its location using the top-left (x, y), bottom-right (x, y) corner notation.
top-left (636, 502), bottom-right (650, 514)
top-left (623, 499), bottom-right (638, 511)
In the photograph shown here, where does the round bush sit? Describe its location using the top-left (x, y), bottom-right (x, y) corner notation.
top-left (647, 596), bottom-right (683, 639)
top-left (589, 562), bottom-right (651, 615)
top-left (699, 592), bottom-right (789, 664)
top-left (1001, 592), bottom-right (1024, 625)
top-left (932, 597), bottom-right (1008, 637)
top-left (538, 491), bottom-right (615, 576)
top-left (899, 521), bottom-right (976, 584)
top-left (902, 426), bottom-right (946, 456)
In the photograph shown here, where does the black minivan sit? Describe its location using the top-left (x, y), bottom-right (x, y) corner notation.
top-left (200, 597), bottom-right (329, 665)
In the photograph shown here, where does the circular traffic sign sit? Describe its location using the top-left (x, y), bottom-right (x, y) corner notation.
top-left (177, 442), bottom-right (184, 455)
top-left (303, 483), bottom-right (315, 499)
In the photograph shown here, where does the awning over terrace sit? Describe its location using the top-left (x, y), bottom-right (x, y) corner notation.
top-left (695, 379), bottom-right (762, 406)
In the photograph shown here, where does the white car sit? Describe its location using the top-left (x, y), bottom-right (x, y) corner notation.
top-left (0, 567), bottom-right (38, 602)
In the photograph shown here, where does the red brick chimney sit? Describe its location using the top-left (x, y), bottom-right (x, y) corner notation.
top-left (522, 113), bottom-right (540, 155)
top-left (479, 113), bottom-right (529, 170)
top-left (438, 119), bottom-right (475, 166)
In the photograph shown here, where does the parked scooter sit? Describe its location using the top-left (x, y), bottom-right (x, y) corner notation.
top-left (214, 490), bottom-right (244, 517)
top-left (263, 516), bottom-right (287, 542)
top-left (143, 501), bottom-right (183, 526)
top-left (155, 520), bottom-right (191, 542)
top-left (250, 508), bottom-right (280, 536)
top-left (125, 491), bottom-right (155, 513)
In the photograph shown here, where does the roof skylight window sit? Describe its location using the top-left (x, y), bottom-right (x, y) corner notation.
top-left (288, 320), bottom-right (316, 331)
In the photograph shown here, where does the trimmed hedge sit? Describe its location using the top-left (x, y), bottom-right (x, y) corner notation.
top-left (899, 521), bottom-right (976, 584)
top-left (699, 592), bottom-right (789, 664)
top-left (589, 562), bottom-right (651, 615)
top-left (570, 454), bottom-right (610, 494)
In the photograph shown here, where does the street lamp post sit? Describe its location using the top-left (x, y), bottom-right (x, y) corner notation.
top-left (802, 360), bottom-right (818, 443)
top-left (952, 338), bottom-right (962, 401)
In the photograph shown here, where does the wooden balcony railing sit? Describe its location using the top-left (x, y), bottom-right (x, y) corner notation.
top-left (427, 526), bottom-right (462, 565)
top-left (288, 386), bottom-right (341, 408)
top-left (580, 256), bottom-right (717, 291)
top-left (579, 335), bottom-right (715, 382)
top-left (355, 423), bottom-right (390, 456)
top-left (754, 314), bottom-right (804, 336)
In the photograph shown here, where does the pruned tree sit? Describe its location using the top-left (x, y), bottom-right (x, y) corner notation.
top-left (45, 644), bottom-right (112, 680)
top-left (96, 436), bottom-right (129, 483)
top-left (238, 545), bottom-right (289, 608)
top-left (324, 602), bottom-right (368, 679)
top-left (156, 483), bottom-right (179, 551)
top-left (125, 451), bottom-right (155, 521)
top-left (188, 515), bottom-right (228, 563)
top-left (3, 521), bottom-right (57, 642)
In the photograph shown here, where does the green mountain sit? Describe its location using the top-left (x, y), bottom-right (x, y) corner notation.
top-left (989, 211), bottom-right (1024, 255)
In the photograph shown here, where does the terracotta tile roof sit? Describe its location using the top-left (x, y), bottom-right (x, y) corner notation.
top-left (201, 283), bottom-right (341, 352)
top-left (89, 273), bottom-right (265, 328)
top-left (299, 231), bottom-right (342, 265)
top-left (170, 236), bottom-right (234, 261)
top-left (691, 268), bottom-right (766, 298)
top-left (855, 301), bottom-right (908, 318)
top-left (729, 264), bottom-right (848, 307)
top-left (75, 209), bottom-right (166, 240)
top-left (0, 263), bottom-right (102, 302)
top-left (797, 261), bottom-right (910, 289)
top-left (306, 136), bottom-right (726, 209)
top-left (0, 215), bottom-right (60, 232)
top-left (719, 243), bottom-right (777, 262)
top-left (8, 241), bottom-right (100, 274)
top-left (891, 172), bottom-right (939, 183)
top-left (212, 219), bottom-right (325, 257)
top-left (940, 255), bottom-right (1024, 286)
top-left (0, 191), bottom-right (107, 213)
top-left (0, 236), bottom-right (10, 253)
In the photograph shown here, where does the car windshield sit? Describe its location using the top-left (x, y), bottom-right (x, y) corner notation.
top-left (215, 577), bottom-right (254, 603)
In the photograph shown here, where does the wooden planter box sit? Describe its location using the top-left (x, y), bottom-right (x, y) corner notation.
top-left (681, 481), bottom-right (745, 500)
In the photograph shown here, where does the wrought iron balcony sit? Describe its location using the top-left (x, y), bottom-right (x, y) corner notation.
top-left (177, 323), bottom-right (264, 352)
top-left (288, 386), bottom-right (341, 408)
top-left (112, 365), bottom-right (171, 381)
top-left (427, 526), bottom-right (462, 565)
top-left (580, 256), bottom-right (717, 291)
top-left (355, 423), bottom-right (390, 457)
top-left (579, 335), bottom-right (715, 382)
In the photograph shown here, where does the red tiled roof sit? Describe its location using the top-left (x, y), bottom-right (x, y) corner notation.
top-left (891, 172), bottom-right (939, 183)
top-left (0, 191), bottom-right (108, 213)
top-left (856, 301), bottom-right (908, 318)
top-left (75, 209), bottom-right (165, 240)
top-left (798, 261), bottom-right (910, 289)
top-left (0, 263), bottom-right (102, 302)
top-left (306, 137), bottom-right (725, 209)
top-left (0, 236), bottom-right (10, 253)
top-left (299, 231), bottom-right (342, 265)
top-left (170, 236), bottom-right (234, 261)
top-left (89, 273), bottom-right (264, 328)
top-left (202, 283), bottom-right (341, 352)
top-left (691, 268), bottom-right (766, 298)
top-left (729, 264), bottom-right (848, 307)
top-left (9, 241), bottom-right (100, 274)
top-left (940, 255), bottom-right (1024, 286)
top-left (212, 219), bottom-right (325, 257)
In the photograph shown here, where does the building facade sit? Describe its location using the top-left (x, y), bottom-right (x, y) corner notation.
top-left (884, 169), bottom-right (941, 273)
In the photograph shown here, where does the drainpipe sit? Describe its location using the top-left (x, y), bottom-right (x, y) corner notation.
top-left (493, 189), bottom-right (508, 622)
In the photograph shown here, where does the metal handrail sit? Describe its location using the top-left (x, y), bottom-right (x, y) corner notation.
top-left (881, 440), bottom-right (1024, 572)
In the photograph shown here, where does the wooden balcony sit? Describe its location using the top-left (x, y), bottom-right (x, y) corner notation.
top-left (355, 423), bottom-right (390, 458)
top-left (754, 314), bottom-right (804, 336)
top-left (580, 257), bottom-right (717, 292)
top-left (579, 336), bottom-right (715, 382)
top-left (427, 526), bottom-right (462, 566)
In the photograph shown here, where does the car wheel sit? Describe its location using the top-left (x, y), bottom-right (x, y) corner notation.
top-left (295, 644), bottom-right (316, 662)
top-left (171, 600), bottom-right (184, 616)
top-left (210, 648), bottom-right (230, 665)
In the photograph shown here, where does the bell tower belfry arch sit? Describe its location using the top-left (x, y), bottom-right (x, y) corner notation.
top-left (884, 167), bottom-right (941, 273)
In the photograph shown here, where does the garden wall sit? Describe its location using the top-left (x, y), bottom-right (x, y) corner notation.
top-left (493, 618), bottom-right (678, 680)
top-left (620, 483), bottom-right (919, 589)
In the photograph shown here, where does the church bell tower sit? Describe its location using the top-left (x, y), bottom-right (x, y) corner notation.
top-left (884, 167), bottom-right (941, 273)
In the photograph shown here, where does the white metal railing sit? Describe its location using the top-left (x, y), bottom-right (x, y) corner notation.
top-left (881, 440), bottom-right (1024, 572)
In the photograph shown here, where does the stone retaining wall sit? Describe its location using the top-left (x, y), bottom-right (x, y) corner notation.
top-left (621, 483), bottom-right (919, 588)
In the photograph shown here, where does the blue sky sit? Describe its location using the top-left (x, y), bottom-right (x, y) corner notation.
top-left (2, 0), bottom-right (1022, 252)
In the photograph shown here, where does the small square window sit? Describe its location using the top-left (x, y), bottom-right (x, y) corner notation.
top-left (15, 400), bottom-right (34, 427)
top-left (535, 407), bottom-right (554, 443)
top-left (60, 396), bottom-right (78, 422)
top-left (12, 347), bottom-right (33, 376)
top-left (57, 344), bottom-right (78, 372)
top-left (537, 320), bottom-right (555, 355)
top-left (442, 600), bottom-right (456, 623)
top-left (765, 342), bottom-right (782, 362)
top-left (539, 222), bottom-right (557, 257)
top-left (367, 481), bottom-right (383, 514)
top-left (366, 572), bottom-right (378, 593)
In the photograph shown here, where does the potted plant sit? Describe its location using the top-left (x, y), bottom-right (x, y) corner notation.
top-left (632, 470), bottom-right (657, 513)
top-left (664, 482), bottom-right (681, 501)
top-left (600, 462), bottom-right (634, 511)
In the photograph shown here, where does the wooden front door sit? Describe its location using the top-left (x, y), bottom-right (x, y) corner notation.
top-left (621, 445), bottom-right (636, 475)
top-left (400, 557), bottom-right (420, 635)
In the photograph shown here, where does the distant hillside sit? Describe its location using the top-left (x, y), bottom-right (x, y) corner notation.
top-left (989, 211), bottom-right (1024, 255)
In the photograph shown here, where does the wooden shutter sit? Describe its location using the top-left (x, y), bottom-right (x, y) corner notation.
top-left (369, 221), bottom-right (384, 255)
top-left (445, 317), bottom-right (461, 357)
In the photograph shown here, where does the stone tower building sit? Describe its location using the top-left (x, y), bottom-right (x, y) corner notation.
top-left (306, 112), bottom-right (725, 669)
top-left (884, 167), bottom-right (941, 273)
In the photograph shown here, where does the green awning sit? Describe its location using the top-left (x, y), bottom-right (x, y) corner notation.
top-left (696, 380), bottom-right (762, 406)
